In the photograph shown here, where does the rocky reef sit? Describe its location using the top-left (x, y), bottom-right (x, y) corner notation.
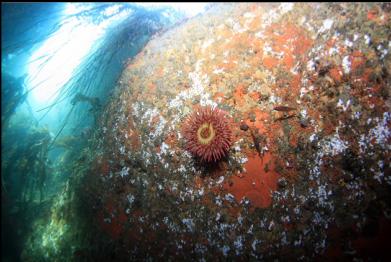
top-left (76, 3), bottom-right (389, 260)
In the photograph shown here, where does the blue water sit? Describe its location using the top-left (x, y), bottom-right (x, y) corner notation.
top-left (1, 3), bottom-right (188, 261)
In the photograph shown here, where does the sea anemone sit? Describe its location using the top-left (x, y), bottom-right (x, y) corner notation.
top-left (182, 106), bottom-right (232, 162)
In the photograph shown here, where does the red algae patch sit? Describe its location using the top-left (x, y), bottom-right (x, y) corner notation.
top-left (263, 56), bottom-right (279, 70)
top-left (225, 152), bottom-right (279, 209)
top-left (233, 84), bottom-right (247, 107)
top-left (329, 66), bottom-right (343, 83)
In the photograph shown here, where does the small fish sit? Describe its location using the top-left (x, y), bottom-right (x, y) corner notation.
top-left (275, 114), bottom-right (296, 121)
top-left (273, 106), bottom-right (296, 112)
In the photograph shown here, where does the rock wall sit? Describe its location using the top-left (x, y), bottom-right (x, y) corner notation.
top-left (85, 3), bottom-right (390, 260)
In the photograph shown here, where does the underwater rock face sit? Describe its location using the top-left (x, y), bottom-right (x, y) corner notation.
top-left (85, 3), bottom-right (390, 260)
